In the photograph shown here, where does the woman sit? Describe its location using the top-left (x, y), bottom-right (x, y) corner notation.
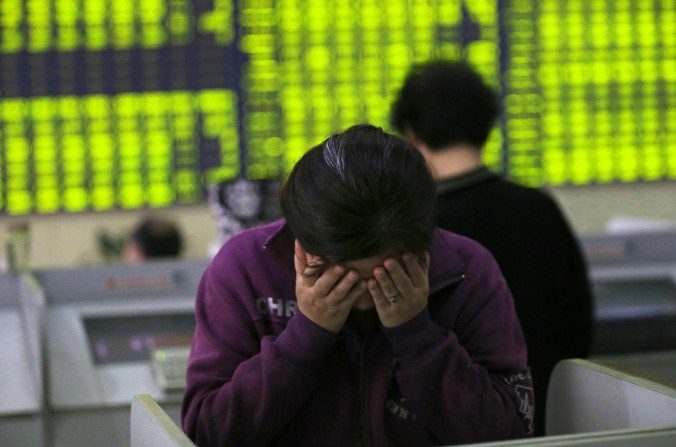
top-left (182, 125), bottom-right (533, 446)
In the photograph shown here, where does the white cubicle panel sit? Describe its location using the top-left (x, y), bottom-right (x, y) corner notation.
top-left (0, 273), bottom-right (45, 416)
top-left (0, 273), bottom-right (46, 447)
top-left (131, 394), bottom-right (195, 447)
top-left (0, 309), bottom-right (40, 414)
top-left (460, 426), bottom-right (676, 447)
top-left (546, 359), bottom-right (676, 436)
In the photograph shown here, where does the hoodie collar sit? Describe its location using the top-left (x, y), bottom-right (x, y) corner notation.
top-left (262, 219), bottom-right (295, 275)
top-left (427, 228), bottom-right (467, 294)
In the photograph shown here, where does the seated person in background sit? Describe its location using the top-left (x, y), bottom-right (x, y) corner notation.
top-left (391, 60), bottom-right (593, 436)
top-left (182, 124), bottom-right (533, 446)
top-left (123, 217), bottom-right (184, 263)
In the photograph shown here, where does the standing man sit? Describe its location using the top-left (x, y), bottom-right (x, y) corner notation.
top-left (391, 60), bottom-right (593, 436)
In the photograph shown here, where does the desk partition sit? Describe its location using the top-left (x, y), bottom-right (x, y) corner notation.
top-left (546, 359), bottom-right (676, 435)
top-left (462, 426), bottom-right (676, 447)
top-left (131, 394), bottom-right (194, 447)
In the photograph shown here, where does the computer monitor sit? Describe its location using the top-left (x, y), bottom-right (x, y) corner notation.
top-left (36, 259), bottom-right (205, 409)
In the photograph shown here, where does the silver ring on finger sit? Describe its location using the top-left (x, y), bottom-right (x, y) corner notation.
top-left (387, 293), bottom-right (401, 304)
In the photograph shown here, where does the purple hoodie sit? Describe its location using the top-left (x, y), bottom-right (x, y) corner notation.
top-left (182, 220), bottom-right (534, 446)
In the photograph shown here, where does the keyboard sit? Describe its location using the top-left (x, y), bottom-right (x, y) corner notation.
top-left (151, 346), bottom-right (190, 391)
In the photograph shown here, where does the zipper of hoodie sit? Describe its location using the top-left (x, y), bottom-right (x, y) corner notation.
top-left (355, 273), bottom-right (465, 446)
top-left (357, 326), bottom-right (375, 447)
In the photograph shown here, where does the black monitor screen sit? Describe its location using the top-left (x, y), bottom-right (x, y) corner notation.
top-left (83, 313), bottom-right (195, 364)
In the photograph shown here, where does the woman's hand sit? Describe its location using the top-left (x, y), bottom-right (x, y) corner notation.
top-left (368, 252), bottom-right (430, 328)
top-left (294, 240), bottom-right (366, 333)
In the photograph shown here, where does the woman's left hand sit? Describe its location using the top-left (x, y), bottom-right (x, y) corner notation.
top-left (368, 252), bottom-right (430, 328)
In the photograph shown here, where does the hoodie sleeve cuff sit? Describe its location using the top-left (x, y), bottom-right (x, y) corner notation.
top-left (273, 310), bottom-right (338, 370)
top-left (382, 308), bottom-right (445, 364)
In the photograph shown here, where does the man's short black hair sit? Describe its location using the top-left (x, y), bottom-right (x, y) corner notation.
top-left (391, 60), bottom-right (499, 150)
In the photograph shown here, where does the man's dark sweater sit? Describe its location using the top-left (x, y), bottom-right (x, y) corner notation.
top-left (435, 166), bottom-right (594, 436)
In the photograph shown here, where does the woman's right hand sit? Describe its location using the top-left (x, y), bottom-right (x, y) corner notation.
top-left (294, 240), bottom-right (366, 333)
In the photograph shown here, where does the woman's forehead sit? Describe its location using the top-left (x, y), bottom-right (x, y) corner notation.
top-left (342, 252), bottom-right (397, 277)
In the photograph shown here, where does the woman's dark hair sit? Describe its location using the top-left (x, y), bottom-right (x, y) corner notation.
top-left (390, 60), bottom-right (499, 150)
top-left (131, 217), bottom-right (184, 258)
top-left (280, 124), bottom-right (436, 262)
